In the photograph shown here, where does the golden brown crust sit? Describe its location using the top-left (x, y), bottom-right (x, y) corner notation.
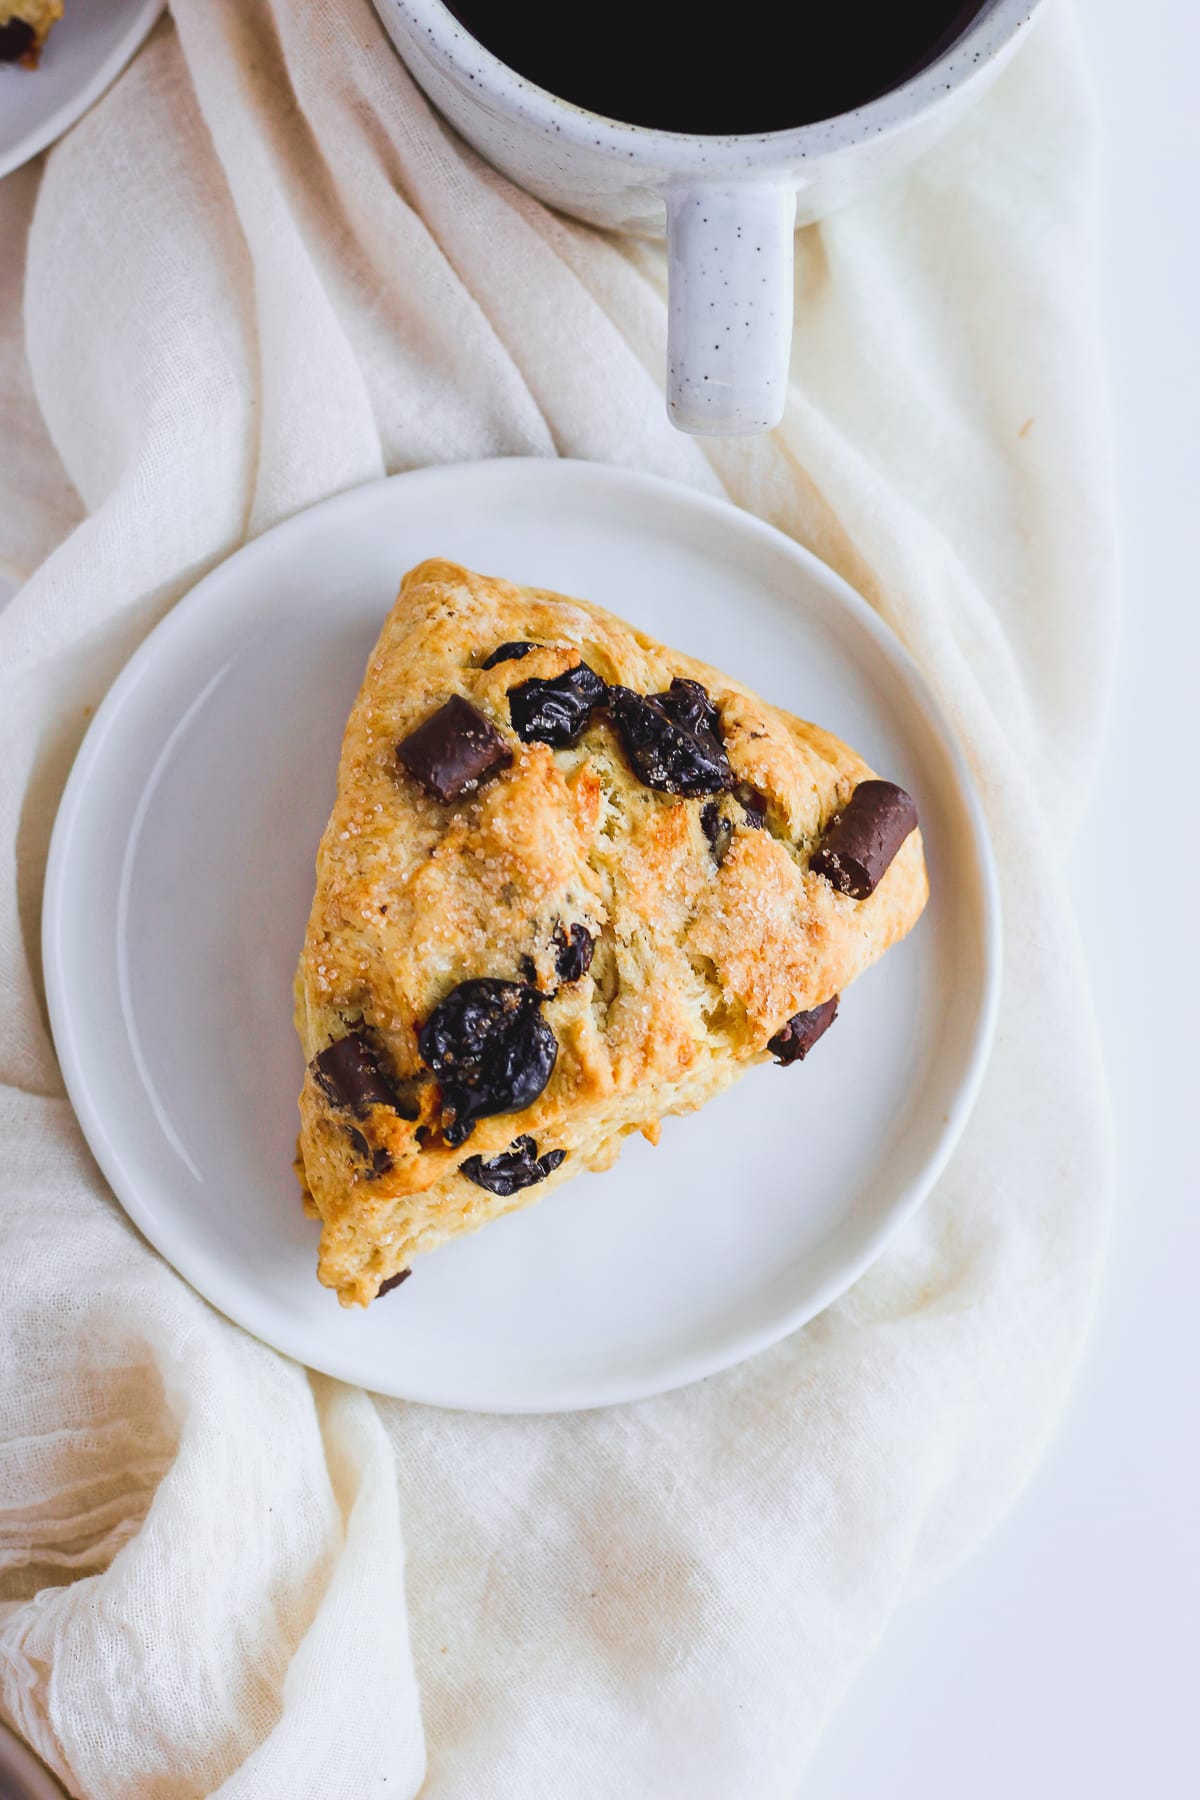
top-left (295, 560), bottom-right (928, 1305)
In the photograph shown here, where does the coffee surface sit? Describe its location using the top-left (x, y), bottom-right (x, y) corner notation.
top-left (441, 2), bottom-right (986, 136)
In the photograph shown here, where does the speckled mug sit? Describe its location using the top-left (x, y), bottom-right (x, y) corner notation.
top-left (374, 0), bottom-right (1041, 435)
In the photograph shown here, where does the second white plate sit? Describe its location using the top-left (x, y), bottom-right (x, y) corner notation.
top-left (44, 460), bottom-right (999, 1412)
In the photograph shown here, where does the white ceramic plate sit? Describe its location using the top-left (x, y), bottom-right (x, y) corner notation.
top-left (0, 0), bottom-right (162, 180)
top-left (44, 461), bottom-right (1000, 1413)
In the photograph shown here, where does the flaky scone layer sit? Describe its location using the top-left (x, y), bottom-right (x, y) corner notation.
top-left (296, 560), bottom-right (928, 1304)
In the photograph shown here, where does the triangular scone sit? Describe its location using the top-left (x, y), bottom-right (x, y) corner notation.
top-left (295, 559), bottom-right (928, 1306)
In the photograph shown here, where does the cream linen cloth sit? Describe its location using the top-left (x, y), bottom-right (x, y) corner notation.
top-left (0, 3), bottom-right (1114, 1795)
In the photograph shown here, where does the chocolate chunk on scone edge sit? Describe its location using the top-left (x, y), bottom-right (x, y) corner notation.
top-left (810, 780), bottom-right (918, 899)
top-left (0, 20), bottom-right (36, 61)
top-left (396, 694), bottom-right (512, 803)
top-left (768, 996), bottom-right (840, 1065)
top-left (313, 1033), bottom-right (399, 1116)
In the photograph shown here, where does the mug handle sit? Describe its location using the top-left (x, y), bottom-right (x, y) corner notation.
top-left (665, 182), bottom-right (797, 436)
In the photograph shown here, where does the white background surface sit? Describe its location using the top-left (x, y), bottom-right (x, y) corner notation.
top-left (1, 0), bottom-right (1194, 1791)
top-left (801, 2), bottom-right (1200, 1793)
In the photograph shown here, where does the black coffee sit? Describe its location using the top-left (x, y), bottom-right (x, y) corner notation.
top-left (441, 2), bottom-right (986, 136)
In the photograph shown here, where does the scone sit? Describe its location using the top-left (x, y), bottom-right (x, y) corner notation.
top-left (295, 559), bottom-right (928, 1306)
top-left (0, 1), bottom-right (63, 66)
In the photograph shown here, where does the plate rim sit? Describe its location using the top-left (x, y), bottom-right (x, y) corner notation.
top-left (0, 0), bottom-right (165, 181)
top-left (43, 458), bottom-right (1003, 1412)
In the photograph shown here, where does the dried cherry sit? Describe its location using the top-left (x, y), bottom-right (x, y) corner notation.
top-left (508, 660), bottom-right (608, 748)
top-left (553, 923), bottom-right (595, 982)
top-left (418, 978), bottom-right (558, 1147)
top-left (606, 677), bottom-right (733, 797)
top-left (460, 1134), bottom-right (567, 1196)
top-left (482, 641), bottom-right (538, 668)
top-left (701, 800), bottom-right (734, 866)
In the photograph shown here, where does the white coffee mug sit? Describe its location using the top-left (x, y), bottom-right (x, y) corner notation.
top-left (373, 0), bottom-right (1041, 435)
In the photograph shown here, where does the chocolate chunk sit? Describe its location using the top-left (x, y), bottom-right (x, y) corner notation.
top-left (810, 780), bottom-right (918, 899)
top-left (703, 787), bottom-right (767, 864)
top-left (460, 1134), bottom-right (567, 1197)
top-left (768, 995), bottom-right (839, 1064)
top-left (606, 678), bottom-right (734, 797)
top-left (0, 21), bottom-right (35, 61)
top-left (377, 1269), bottom-right (411, 1296)
top-left (396, 694), bottom-right (512, 803)
top-left (313, 1034), bottom-right (397, 1117)
top-left (553, 923), bottom-right (595, 983)
top-left (418, 978), bottom-right (558, 1148)
top-left (701, 800), bottom-right (734, 866)
top-left (508, 660), bottom-right (608, 748)
top-left (482, 641), bottom-right (538, 668)
top-left (347, 1128), bottom-right (395, 1179)
top-left (737, 785), bottom-right (768, 828)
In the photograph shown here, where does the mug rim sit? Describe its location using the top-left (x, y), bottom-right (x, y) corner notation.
top-left (386, 0), bottom-right (1042, 166)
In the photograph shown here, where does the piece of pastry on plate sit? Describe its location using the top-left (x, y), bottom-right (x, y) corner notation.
top-left (294, 559), bottom-right (928, 1306)
top-left (0, 1), bottom-right (63, 66)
